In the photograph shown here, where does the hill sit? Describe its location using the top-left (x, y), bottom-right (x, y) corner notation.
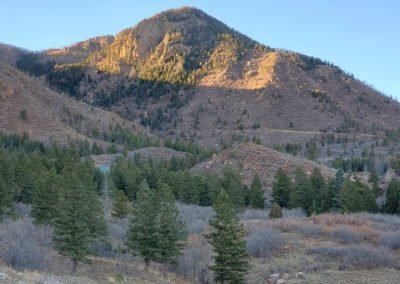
top-left (0, 63), bottom-right (145, 146)
top-left (17, 7), bottom-right (398, 151)
top-left (191, 142), bottom-right (336, 189)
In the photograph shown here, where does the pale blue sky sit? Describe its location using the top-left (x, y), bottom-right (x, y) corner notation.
top-left (1, 0), bottom-right (399, 99)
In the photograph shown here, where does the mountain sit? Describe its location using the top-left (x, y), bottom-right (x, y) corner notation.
top-left (0, 63), bottom-right (145, 146)
top-left (43, 35), bottom-right (115, 64)
top-left (10, 7), bottom-right (400, 152)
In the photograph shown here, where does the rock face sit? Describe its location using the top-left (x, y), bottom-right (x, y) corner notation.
top-left (191, 142), bottom-right (336, 190)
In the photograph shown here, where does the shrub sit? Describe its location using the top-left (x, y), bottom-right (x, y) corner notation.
top-left (178, 204), bottom-right (214, 234)
top-left (176, 239), bottom-right (214, 284)
top-left (240, 208), bottom-right (269, 220)
top-left (0, 217), bottom-right (52, 270)
top-left (379, 232), bottom-right (400, 250)
top-left (282, 208), bottom-right (306, 218)
top-left (269, 203), bottom-right (283, 219)
top-left (307, 245), bottom-right (398, 269)
top-left (330, 227), bottom-right (364, 244)
top-left (246, 228), bottom-right (286, 257)
top-left (297, 224), bottom-right (325, 238)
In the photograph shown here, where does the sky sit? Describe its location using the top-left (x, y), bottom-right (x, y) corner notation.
top-left (1, 0), bottom-right (399, 99)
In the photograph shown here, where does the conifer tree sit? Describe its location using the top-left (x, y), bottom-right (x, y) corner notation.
top-left (156, 183), bottom-right (186, 276)
top-left (272, 168), bottom-right (291, 207)
top-left (126, 180), bottom-right (159, 270)
top-left (308, 168), bottom-right (328, 214)
top-left (249, 174), bottom-right (264, 209)
top-left (31, 169), bottom-right (59, 225)
top-left (222, 167), bottom-right (245, 210)
top-left (384, 178), bottom-right (400, 214)
top-left (53, 163), bottom-right (107, 272)
top-left (327, 169), bottom-right (344, 211)
top-left (269, 202), bottom-right (283, 219)
top-left (0, 178), bottom-right (13, 219)
top-left (340, 178), bottom-right (377, 213)
top-left (207, 190), bottom-right (249, 283)
top-left (289, 168), bottom-right (309, 210)
top-left (111, 190), bottom-right (130, 219)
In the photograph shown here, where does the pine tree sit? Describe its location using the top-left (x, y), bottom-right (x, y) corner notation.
top-left (269, 202), bottom-right (283, 219)
top-left (249, 174), bottom-right (264, 209)
top-left (384, 178), bottom-right (400, 214)
top-left (31, 169), bottom-right (59, 225)
top-left (126, 180), bottom-right (159, 270)
top-left (207, 190), bottom-right (249, 283)
top-left (340, 177), bottom-right (377, 213)
top-left (0, 178), bottom-right (13, 219)
top-left (308, 168), bottom-right (328, 214)
top-left (222, 167), bottom-right (245, 210)
top-left (272, 168), bottom-right (291, 207)
top-left (289, 168), bottom-right (310, 210)
top-left (53, 164), bottom-right (107, 272)
top-left (156, 183), bottom-right (186, 276)
top-left (112, 190), bottom-right (130, 219)
top-left (327, 169), bottom-right (344, 211)
top-left (369, 168), bottom-right (380, 197)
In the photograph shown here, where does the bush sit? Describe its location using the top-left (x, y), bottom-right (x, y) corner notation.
top-left (246, 228), bottom-right (286, 257)
top-left (0, 217), bottom-right (52, 270)
top-left (282, 208), bottom-right (307, 218)
top-left (379, 232), bottom-right (400, 250)
top-left (176, 239), bottom-right (214, 284)
top-left (269, 203), bottom-right (283, 219)
top-left (240, 208), bottom-right (269, 220)
top-left (330, 227), bottom-right (364, 244)
top-left (178, 204), bottom-right (214, 234)
top-left (307, 245), bottom-right (398, 269)
top-left (297, 224), bottom-right (325, 238)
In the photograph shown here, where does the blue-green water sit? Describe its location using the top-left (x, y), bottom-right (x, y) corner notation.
top-left (98, 164), bottom-right (110, 173)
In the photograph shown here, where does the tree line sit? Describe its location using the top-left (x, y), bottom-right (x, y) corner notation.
top-left (271, 167), bottom-right (400, 215)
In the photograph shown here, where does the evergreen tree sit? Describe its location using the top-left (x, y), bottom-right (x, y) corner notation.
top-left (156, 183), bottom-right (186, 276)
top-left (222, 167), bottom-right (245, 210)
top-left (53, 164), bottom-right (107, 272)
top-left (340, 177), bottom-right (377, 213)
top-left (327, 169), bottom-right (344, 211)
top-left (369, 168), bottom-right (380, 197)
top-left (0, 177), bottom-right (13, 219)
top-left (126, 180), bottom-right (159, 270)
top-left (31, 169), bottom-right (59, 225)
top-left (269, 202), bottom-right (283, 219)
top-left (272, 168), bottom-right (291, 207)
top-left (111, 190), bottom-right (130, 219)
top-left (289, 168), bottom-right (310, 210)
top-left (308, 168), bottom-right (328, 214)
top-left (207, 190), bottom-right (249, 283)
top-left (249, 174), bottom-right (264, 209)
top-left (384, 178), bottom-right (400, 214)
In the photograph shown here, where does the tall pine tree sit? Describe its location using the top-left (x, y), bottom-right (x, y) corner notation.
top-left (126, 180), bottom-right (159, 270)
top-left (111, 190), bottom-right (130, 219)
top-left (249, 174), bottom-right (264, 209)
top-left (340, 177), bottom-right (377, 213)
top-left (308, 168), bottom-right (328, 214)
top-left (156, 183), bottom-right (186, 276)
top-left (207, 190), bottom-right (249, 283)
top-left (327, 169), bottom-right (344, 212)
top-left (221, 167), bottom-right (245, 210)
top-left (289, 168), bottom-right (310, 210)
top-left (272, 168), bottom-right (291, 208)
top-left (53, 163), bottom-right (107, 272)
top-left (384, 178), bottom-right (400, 214)
top-left (31, 169), bottom-right (60, 225)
